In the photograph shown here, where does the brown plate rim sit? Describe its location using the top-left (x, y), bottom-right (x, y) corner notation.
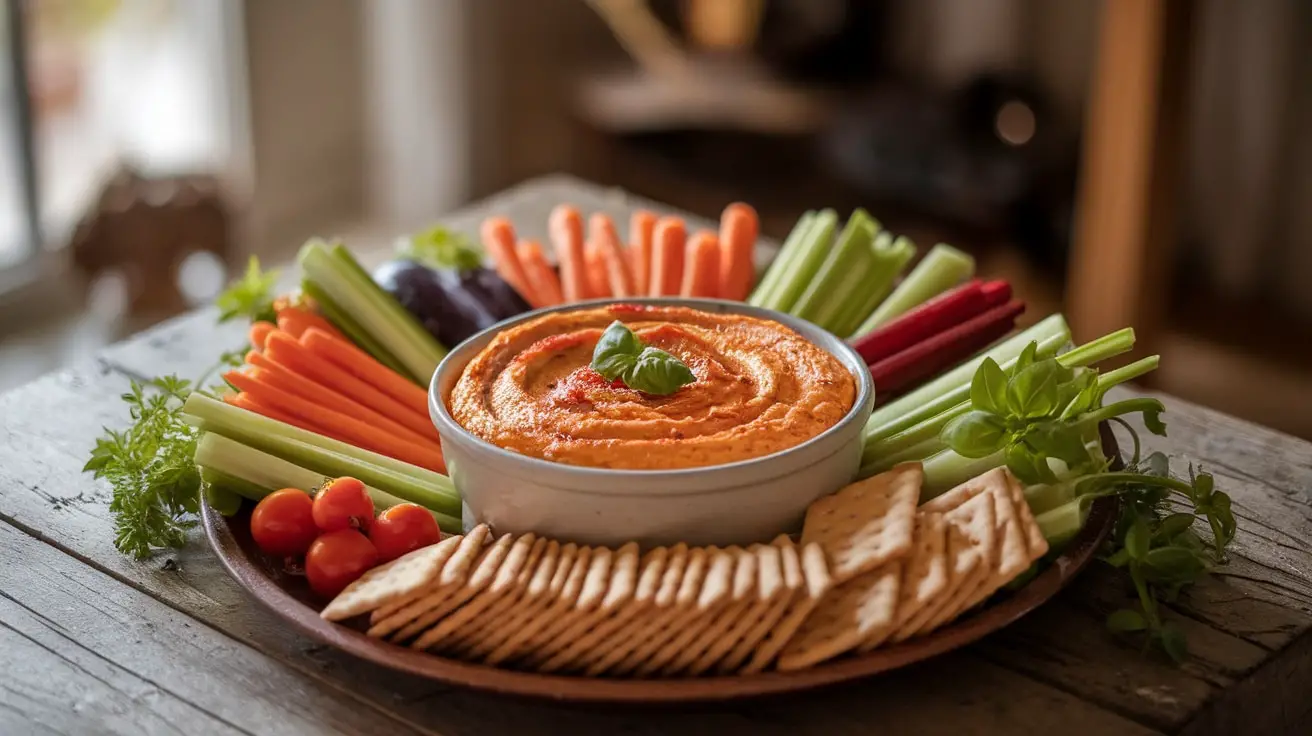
top-left (200, 433), bottom-right (1120, 704)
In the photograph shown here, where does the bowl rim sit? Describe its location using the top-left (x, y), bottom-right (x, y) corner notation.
top-left (428, 297), bottom-right (875, 484)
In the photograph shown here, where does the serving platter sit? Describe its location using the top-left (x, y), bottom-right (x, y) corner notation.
top-left (201, 427), bottom-right (1121, 703)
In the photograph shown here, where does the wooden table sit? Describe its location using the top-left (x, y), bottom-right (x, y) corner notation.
top-left (2, 176), bottom-right (1309, 735)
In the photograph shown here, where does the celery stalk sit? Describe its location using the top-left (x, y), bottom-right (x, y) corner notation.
top-left (853, 244), bottom-right (976, 336)
top-left (918, 448), bottom-right (1004, 501)
top-left (1035, 497), bottom-right (1090, 547)
top-left (301, 279), bottom-right (411, 379)
top-left (201, 466), bottom-right (271, 504)
top-left (791, 210), bottom-right (878, 326)
top-left (835, 234), bottom-right (917, 338)
top-left (748, 211), bottom-right (816, 307)
top-left (181, 394), bottom-right (461, 516)
top-left (763, 209), bottom-right (839, 313)
top-left (196, 433), bottom-right (462, 534)
top-left (804, 220), bottom-right (880, 330)
top-left (1024, 479), bottom-right (1079, 516)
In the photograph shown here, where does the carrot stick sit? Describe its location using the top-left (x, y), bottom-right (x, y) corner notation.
top-left (264, 331), bottom-right (436, 440)
top-left (517, 240), bottom-right (564, 306)
top-left (226, 390), bottom-right (350, 443)
top-left (224, 370), bottom-right (446, 472)
top-left (588, 213), bottom-right (636, 297)
top-left (680, 231), bottom-right (721, 298)
top-left (629, 210), bottom-right (657, 296)
top-left (549, 205), bottom-right (590, 302)
top-left (276, 305), bottom-right (344, 341)
top-left (717, 202), bottom-right (759, 301)
top-left (584, 240), bottom-right (612, 298)
top-left (249, 321), bottom-right (276, 350)
top-left (649, 217), bottom-right (687, 296)
top-left (298, 327), bottom-right (430, 413)
top-left (481, 217), bottom-right (540, 307)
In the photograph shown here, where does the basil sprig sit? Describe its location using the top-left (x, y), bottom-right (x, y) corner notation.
top-left (942, 341), bottom-right (1237, 663)
top-left (591, 321), bottom-right (695, 396)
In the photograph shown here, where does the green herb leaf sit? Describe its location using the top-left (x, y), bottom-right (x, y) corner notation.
top-left (1125, 515), bottom-right (1150, 561)
top-left (398, 226), bottom-right (483, 271)
top-left (943, 410), bottom-right (1009, 458)
top-left (1014, 340), bottom-right (1039, 374)
top-left (1024, 421), bottom-right (1093, 469)
top-left (1158, 621), bottom-right (1189, 663)
top-left (1005, 442), bottom-right (1056, 485)
top-left (215, 256), bottom-right (279, 324)
top-left (592, 321), bottom-right (644, 381)
top-left (590, 321), bottom-right (695, 396)
top-left (1107, 608), bottom-right (1148, 633)
top-left (1154, 512), bottom-right (1197, 542)
top-left (1006, 360), bottom-right (1069, 419)
top-left (1142, 546), bottom-right (1208, 585)
top-left (970, 357), bottom-right (1009, 415)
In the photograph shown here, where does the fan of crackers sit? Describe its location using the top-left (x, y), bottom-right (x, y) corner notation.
top-left (320, 463), bottom-right (1048, 676)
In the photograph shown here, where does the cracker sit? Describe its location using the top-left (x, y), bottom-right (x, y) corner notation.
top-left (872, 512), bottom-right (947, 651)
top-left (776, 558), bottom-right (901, 671)
top-left (385, 532), bottom-right (514, 642)
top-left (320, 534), bottom-right (459, 621)
top-left (523, 543), bottom-right (638, 667)
top-left (1005, 468), bottom-right (1049, 562)
top-left (659, 546), bottom-right (758, 675)
top-left (717, 536), bottom-right (803, 674)
top-left (911, 492), bottom-right (997, 637)
top-left (741, 541), bottom-right (832, 674)
top-left (370, 525), bottom-right (489, 624)
top-left (606, 546), bottom-right (714, 677)
top-left (689, 543), bottom-right (786, 675)
top-left (632, 546), bottom-right (736, 676)
top-left (889, 512), bottom-right (983, 642)
top-left (410, 533), bottom-right (538, 651)
top-left (443, 536), bottom-right (548, 655)
top-left (468, 542), bottom-right (577, 661)
top-left (537, 545), bottom-right (668, 673)
top-left (582, 544), bottom-right (691, 676)
top-left (801, 462), bottom-right (921, 583)
top-left (922, 467), bottom-right (1029, 588)
top-left (485, 546), bottom-right (594, 666)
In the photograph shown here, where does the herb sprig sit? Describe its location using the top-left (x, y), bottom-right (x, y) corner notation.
top-left (215, 256), bottom-right (280, 324)
top-left (397, 225), bottom-right (483, 271)
top-left (591, 321), bottom-right (696, 396)
top-left (942, 343), bottom-right (1238, 662)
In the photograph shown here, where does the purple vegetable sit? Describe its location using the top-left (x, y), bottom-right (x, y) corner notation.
top-left (372, 259), bottom-right (529, 347)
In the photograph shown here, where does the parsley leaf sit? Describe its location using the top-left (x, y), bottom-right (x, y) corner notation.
top-left (215, 256), bottom-right (280, 323)
top-left (396, 226), bottom-right (483, 271)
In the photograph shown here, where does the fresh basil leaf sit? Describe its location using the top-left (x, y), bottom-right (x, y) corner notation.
top-left (624, 347), bottom-right (696, 395)
top-left (592, 321), bottom-right (643, 380)
top-left (1142, 546), bottom-right (1207, 584)
top-left (1106, 608), bottom-right (1147, 633)
top-left (970, 358), bottom-right (1009, 415)
top-left (943, 410), bottom-right (1009, 458)
top-left (1158, 621), bottom-right (1189, 663)
top-left (1125, 515), bottom-right (1150, 561)
top-left (1059, 369), bottom-right (1099, 418)
top-left (1006, 360), bottom-right (1068, 419)
top-left (1153, 512), bottom-right (1197, 542)
top-left (1014, 340), bottom-right (1039, 375)
top-left (1005, 442), bottom-right (1056, 485)
top-left (1024, 421), bottom-right (1093, 469)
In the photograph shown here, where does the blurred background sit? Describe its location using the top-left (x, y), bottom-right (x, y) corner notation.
top-left (0, 0), bottom-right (1309, 440)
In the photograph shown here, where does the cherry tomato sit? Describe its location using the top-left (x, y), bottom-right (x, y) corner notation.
top-left (249, 488), bottom-right (317, 557)
top-left (305, 529), bottom-right (379, 598)
top-left (312, 477), bottom-right (374, 532)
top-left (369, 503), bottom-right (442, 562)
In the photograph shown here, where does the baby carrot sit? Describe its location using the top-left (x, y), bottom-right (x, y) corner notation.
top-left (629, 210), bottom-right (657, 296)
top-left (680, 231), bottom-right (721, 298)
top-left (649, 217), bottom-right (687, 296)
top-left (589, 213), bottom-right (636, 297)
top-left (249, 321), bottom-right (276, 350)
top-left (717, 202), bottom-right (758, 301)
top-left (299, 327), bottom-right (430, 413)
top-left (549, 205), bottom-right (590, 302)
top-left (584, 242), bottom-right (612, 298)
top-left (225, 391), bottom-right (337, 439)
top-left (224, 370), bottom-right (446, 472)
top-left (481, 217), bottom-right (540, 307)
top-left (276, 305), bottom-right (345, 341)
top-left (517, 240), bottom-right (564, 306)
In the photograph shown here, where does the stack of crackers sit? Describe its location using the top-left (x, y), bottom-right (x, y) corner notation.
top-left (320, 462), bottom-right (1047, 676)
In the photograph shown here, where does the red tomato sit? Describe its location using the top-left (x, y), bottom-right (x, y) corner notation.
top-left (312, 477), bottom-right (374, 532)
top-left (305, 529), bottom-right (379, 598)
top-left (369, 503), bottom-right (442, 562)
top-left (249, 488), bottom-right (317, 557)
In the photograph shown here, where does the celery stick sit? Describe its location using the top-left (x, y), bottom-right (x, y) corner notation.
top-left (1094, 354), bottom-right (1159, 394)
top-left (748, 211), bottom-right (816, 307)
top-left (1055, 327), bottom-right (1136, 368)
top-left (182, 394), bottom-right (461, 516)
top-left (764, 209), bottom-right (839, 313)
top-left (196, 433), bottom-right (462, 534)
top-left (802, 219), bottom-right (879, 330)
top-left (1024, 479), bottom-right (1078, 516)
top-left (791, 210), bottom-right (877, 325)
top-left (330, 241), bottom-right (448, 364)
top-left (202, 476), bottom-right (245, 516)
top-left (835, 234), bottom-right (917, 338)
top-left (919, 449), bottom-right (1005, 500)
top-left (853, 244), bottom-right (975, 337)
top-left (202, 466), bottom-right (270, 505)
top-left (1035, 497), bottom-right (1090, 547)
top-left (301, 279), bottom-right (411, 380)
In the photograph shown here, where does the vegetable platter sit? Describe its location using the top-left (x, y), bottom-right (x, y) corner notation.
top-left (85, 192), bottom-right (1239, 701)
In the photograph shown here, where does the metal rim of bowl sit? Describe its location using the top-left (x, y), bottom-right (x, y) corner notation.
top-left (428, 297), bottom-right (876, 492)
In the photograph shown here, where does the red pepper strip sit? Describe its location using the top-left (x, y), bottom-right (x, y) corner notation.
top-left (870, 300), bottom-right (1026, 398)
top-left (979, 279), bottom-right (1012, 309)
top-left (851, 280), bottom-right (985, 365)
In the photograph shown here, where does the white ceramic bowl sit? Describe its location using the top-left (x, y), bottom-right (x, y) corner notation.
top-left (429, 298), bottom-right (876, 547)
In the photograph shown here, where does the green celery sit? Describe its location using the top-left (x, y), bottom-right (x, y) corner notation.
top-left (329, 241), bottom-right (448, 365)
top-left (181, 394), bottom-right (461, 517)
top-left (764, 210), bottom-right (839, 313)
top-left (1024, 478), bottom-right (1079, 516)
top-left (748, 211), bottom-right (816, 307)
top-left (1035, 497), bottom-right (1089, 547)
top-left (201, 466), bottom-right (271, 504)
top-left (835, 234), bottom-right (916, 338)
top-left (300, 279), bottom-right (411, 379)
top-left (919, 448), bottom-right (1005, 501)
top-left (853, 244), bottom-right (975, 337)
top-left (791, 210), bottom-right (878, 326)
top-left (196, 433), bottom-right (462, 534)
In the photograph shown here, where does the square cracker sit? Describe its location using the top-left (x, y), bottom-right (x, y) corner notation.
top-left (511, 546), bottom-right (616, 665)
top-left (523, 543), bottom-right (639, 667)
top-left (632, 546), bottom-right (737, 677)
top-left (689, 543), bottom-right (787, 675)
top-left (741, 541), bottom-right (833, 674)
top-left (468, 542), bottom-right (578, 661)
top-left (910, 492), bottom-right (997, 637)
top-left (485, 546), bottom-right (595, 666)
top-left (583, 544), bottom-right (691, 676)
top-left (659, 546), bottom-right (758, 676)
top-left (384, 532), bottom-right (515, 642)
top-left (865, 512), bottom-right (948, 652)
top-left (410, 534), bottom-right (539, 651)
top-left (776, 558), bottom-right (901, 671)
top-left (536, 545), bottom-right (669, 673)
top-left (442, 536), bottom-right (548, 654)
top-left (717, 536), bottom-right (803, 674)
top-left (370, 525), bottom-right (489, 624)
top-left (889, 510), bottom-right (985, 642)
top-left (801, 462), bottom-right (922, 583)
top-left (321, 534), bottom-right (461, 621)
top-left (606, 546), bottom-right (716, 677)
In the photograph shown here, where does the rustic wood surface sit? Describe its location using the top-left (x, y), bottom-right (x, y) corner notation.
top-left (1, 175), bottom-right (1309, 735)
